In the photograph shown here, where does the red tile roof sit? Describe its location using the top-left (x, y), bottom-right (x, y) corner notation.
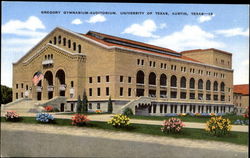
top-left (234, 84), bottom-right (249, 95)
top-left (181, 48), bottom-right (232, 55)
top-left (80, 31), bottom-right (202, 63)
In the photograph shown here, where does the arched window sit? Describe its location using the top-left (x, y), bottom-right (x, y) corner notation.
top-left (206, 80), bottom-right (211, 90)
top-left (58, 36), bottom-right (61, 44)
top-left (63, 38), bottom-right (66, 46)
top-left (54, 36), bottom-right (57, 45)
top-left (45, 55), bottom-right (47, 60)
top-left (48, 54), bottom-right (50, 60)
top-left (149, 72), bottom-right (156, 85)
top-left (190, 78), bottom-right (195, 89)
top-left (73, 42), bottom-right (76, 51)
top-left (198, 79), bottom-right (203, 89)
top-left (160, 74), bottom-right (167, 86)
top-left (180, 77), bottom-right (186, 88)
top-left (171, 75), bottom-right (177, 87)
top-left (68, 40), bottom-right (71, 48)
top-left (214, 81), bottom-right (218, 91)
top-left (220, 82), bottom-right (225, 92)
top-left (136, 70), bottom-right (144, 84)
top-left (78, 45), bottom-right (81, 53)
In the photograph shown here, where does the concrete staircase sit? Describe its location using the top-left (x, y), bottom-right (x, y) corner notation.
top-left (1, 96), bottom-right (66, 114)
top-left (2, 98), bottom-right (44, 113)
top-left (117, 97), bottom-right (152, 114)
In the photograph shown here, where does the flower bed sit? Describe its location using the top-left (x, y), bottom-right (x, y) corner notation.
top-left (161, 117), bottom-right (184, 134)
top-left (205, 116), bottom-right (232, 137)
top-left (72, 114), bottom-right (90, 126)
top-left (36, 113), bottom-right (54, 123)
top-left (107, 114), bottom-right (130, 128)
top-left (5, 111), bottom-right (21, 122)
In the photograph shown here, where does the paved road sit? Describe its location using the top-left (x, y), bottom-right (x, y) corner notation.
top-left (1, 129), bottom-right (248, 158)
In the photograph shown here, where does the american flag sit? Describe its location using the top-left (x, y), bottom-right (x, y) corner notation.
top-left (32, 72), bottom-right (44, 86)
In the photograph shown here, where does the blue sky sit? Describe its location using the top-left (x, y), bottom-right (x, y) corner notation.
top-left (1, 2), bottom-right (249, 87)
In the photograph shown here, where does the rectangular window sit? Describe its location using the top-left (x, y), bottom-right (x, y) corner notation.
top-left (16, 84), bottom-right (18, 89)
top-left (190, 93), bottom-right (195, 99)
top-left (170, 91), bottom-right (177, 98)
top-left (89, 103), bottom-right (92, 109)
top-left (97, 88), bottom-right (101, 96)
top-left (141, 60), bottom-right (144, 65)
top-left (137, 59), bottom-right (140, 65)
top-left (164, 64), bottom-right (167, 69)
top-left (153, 61), bottom-right (156, 67)
top-left (206, 94), bottom-right (211, 100)
top-left (180, 92), bottom-right (186, 99)
top-left (21, 92), bottom-right (23, 98)
top-left (97, 103), bottom-right (100, 109)
top-left (198, 93), bottom-right (203, 100)
top-left (221, 95), bottom-right (225, 101)
top-left (120, 76), bottom-right (123, 82)
top-left (128, 88), bottom-right (131, 96)
top-left (106, 87), bottom-right (109, 96)
top-left (161, 63), bottom-right (163, 68)
top-left (128, 77), bottom-right (132, 83)
top-left (120, 87), bottom-right (123, 96)
top-left (214, 95), bottom-right (218, 101)
top-left (26, 85), bottom-right (28, 90)
top-left (97, 76), bottom-right (101, 83)
top-left (160, 91), bottom-right (167, 98)
top-left (89, 88), bottom-right (92, 96)
top-left (21, 83), bottom-right (23, 88)
top-left (16, 93), bottom-right (18, 99)
top-left (71, 81), bottom-right (74, 87)
top-left (106, 76), bottom-right (109, 82)
top-left (149, 61), bottom-right (152, 67)
top-left (89, 77), bottom-right (92, 83)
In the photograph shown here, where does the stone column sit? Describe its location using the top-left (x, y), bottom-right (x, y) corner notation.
top-left (167, 104), bottom-right (171, 113)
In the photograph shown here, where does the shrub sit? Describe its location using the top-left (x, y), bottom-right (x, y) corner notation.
top-left (36, 113), bottom-right (54, 123)
top-left (205, 116), bottom-right (232, 137)
top-left (161, 118), bottom-right (184, 134)
top-left (123, 107), bottom-right (133, 116)
top-left (108, 114), bottom-right (130, 128)
top-left (96, 110), bottom-right (102, 114)
top-left (72, 114), bottom-right (89, 126)
top-left (5, 111), bottom-right (20, 122)
top-left (44, 105), bottom-right (54, 112)
top-left (178, 113), bottom-right (187, 117)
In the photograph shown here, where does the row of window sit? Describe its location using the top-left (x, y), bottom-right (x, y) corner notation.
top-left (49, 36), bottom-right (82, 53)
top-left (216, 58), bottom-right (230, 66)
top-left (137, 59), bottom-right (226, 78)
top-left (137, 71), bottom-right (226, 92)
top-left (16, 83), bottom-right (29, 90)
top-left (89, 87), bottom-right (132, 97)
top-left (148, 104), bottom-right (230, 114)
top-left (89, 76), bottom-right (132, 83)
top-left (44, 54), bottom-right (53, 60)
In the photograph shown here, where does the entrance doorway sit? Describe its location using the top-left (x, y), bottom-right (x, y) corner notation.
top-left (60, 103), bottom-right (64, 112)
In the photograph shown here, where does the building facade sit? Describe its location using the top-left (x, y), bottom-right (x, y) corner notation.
top-left (233, 84), bottom-right (249, 114)
top-left (12, 27), bottom-right (234, 115)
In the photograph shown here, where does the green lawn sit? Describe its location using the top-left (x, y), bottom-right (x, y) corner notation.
top-left (1, 117), bottom-right (248, 146)
top-left (129, 115), bottom-right (247, 124)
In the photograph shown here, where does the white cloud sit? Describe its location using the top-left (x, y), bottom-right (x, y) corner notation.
top-left (198, 15), bottom-right (215, 23)
top-left (215, 28), bottom-right (249, 37)
top-left (86, 14), bottom-right (106, 23)
top-left (71, 18), bottom-right (83, 25)
top-left (122, 19), bottom-right (160, 38)
top-left (148, 25), bottom-right (225, 51)
top-left (2, 16), bottom-right (46, 36)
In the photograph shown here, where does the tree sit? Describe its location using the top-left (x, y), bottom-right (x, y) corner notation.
top-left (77, 95), bottom-right (82, 113)
top-left (82, 90), bottom-right (88, 113)
top-left (1, 85), bottom-right (12, 105)
top-left (108, 96), bottom-right (113, 113)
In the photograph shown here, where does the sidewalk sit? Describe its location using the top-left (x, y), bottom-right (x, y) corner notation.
top-left (2, 112), bottom-right (248, 132)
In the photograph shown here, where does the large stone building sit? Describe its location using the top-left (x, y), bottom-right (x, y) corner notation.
top-left (12, 27), bottom-right (234, 115)
top-left (233, 84), bottom-right (249, 114)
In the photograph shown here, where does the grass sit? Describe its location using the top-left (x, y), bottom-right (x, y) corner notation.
top-left (1, 117), bottom-right (248, 146)
top-left (129, 115), bottom-right (248, 124)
